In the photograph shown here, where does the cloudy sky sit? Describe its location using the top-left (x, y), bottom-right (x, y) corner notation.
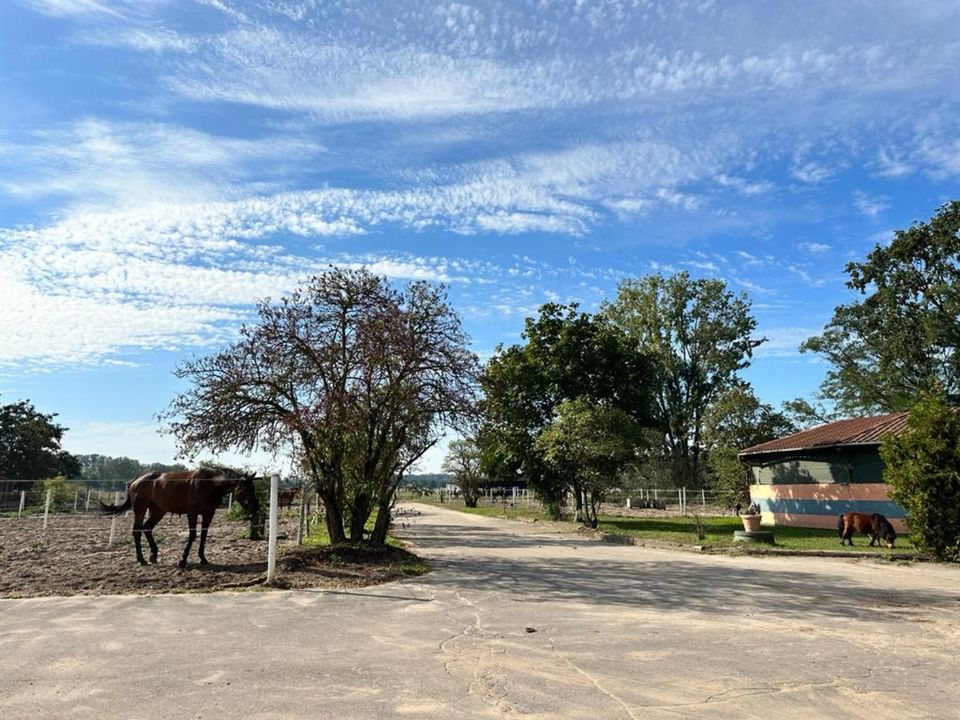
top-left (1, 0), bottom-right (958, 472)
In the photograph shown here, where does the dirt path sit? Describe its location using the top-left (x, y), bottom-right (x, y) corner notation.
top-left (2, 502), bottom-right (959, 719)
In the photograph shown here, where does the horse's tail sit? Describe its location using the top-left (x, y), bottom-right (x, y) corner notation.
top-left (99, 495), bottom-right (132, 515)
top-left (837, 513), bottom-right (845, 538)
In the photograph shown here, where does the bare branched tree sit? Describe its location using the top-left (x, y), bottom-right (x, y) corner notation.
top-left (161, 268), bottom-right (479, 544)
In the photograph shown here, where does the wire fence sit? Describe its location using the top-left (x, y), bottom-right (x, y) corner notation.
top-left (0, 478), bottom-right (309, 548)
top-left (400, 485), bottom-right (738, 517)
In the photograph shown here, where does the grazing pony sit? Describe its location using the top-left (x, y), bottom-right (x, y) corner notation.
top-left (101, 467), bottom-right (259, 568)
top-left (838, 512), bottom-right (897, 548)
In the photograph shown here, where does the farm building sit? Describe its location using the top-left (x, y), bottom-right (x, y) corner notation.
top-left (738, 413), bottom-right (909, 531)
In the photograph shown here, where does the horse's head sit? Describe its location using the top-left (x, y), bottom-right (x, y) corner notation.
top-left (233, 475), bottom-right (260, 517)
top-left (882, 526), bottom-right (897, 549)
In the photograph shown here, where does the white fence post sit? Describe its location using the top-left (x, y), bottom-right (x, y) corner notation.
top-left (85, 488), bottom-right (92, 511)
top-left (43, 489), bottom-right (51, 529)
top-left (702, 488), bottom-right (706, 510)
top-left (677, 488), bottom-right (682, 514)
top-left (227, 493), bottom-right (233, 510)
top-left (297, 484), bottom-right (307, 545)
top-left (18, 490), bottom-right (26, 518)
top-left (74, 489), bottom-right (79, 511)
top-left (267, 473), bottom-right (279, 584)
top-left (108, 491), bottom-right (120, 545)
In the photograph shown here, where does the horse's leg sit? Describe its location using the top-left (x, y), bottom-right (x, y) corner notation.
top-left (132, 509), bottom-right (148, 565)
top-left (179, 512), bottom-right (198, 569)
top-left (144, 507), bottom-right (166, 563)
top-left (197, 512), bottom-right (214, 565)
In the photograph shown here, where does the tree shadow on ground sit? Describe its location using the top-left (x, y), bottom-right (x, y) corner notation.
top-left (402, 520), bottom-right (958, 622)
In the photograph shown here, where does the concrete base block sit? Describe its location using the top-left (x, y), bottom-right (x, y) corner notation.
top-left (734, 530), bottom-right (776, 544)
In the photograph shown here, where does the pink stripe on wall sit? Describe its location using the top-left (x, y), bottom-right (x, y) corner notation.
top-left (749, 483), bottom-right (893, 502)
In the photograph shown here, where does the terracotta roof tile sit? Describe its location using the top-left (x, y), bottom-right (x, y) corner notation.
top-left (739, 412), bottom-right (910, 456)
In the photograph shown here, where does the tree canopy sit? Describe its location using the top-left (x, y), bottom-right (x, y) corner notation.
top-left (0, 398), bottom-right (80, 480)
top-left (602, 272), bottom-right (763, 487)
top-left (702, 387), bottom-right (796, 504)
top-left (162, 268), bottom-right (478, 545)
top-left (479, 303), bottom-right (654, 520)
top-left (441, 437), bottom-right (486, 508)
top-left (75, 454), bottom-right (188, 481)
top-left (802, 201), bottom-right (960, 414)
top-left (534, 399), bottom-right (641, 527)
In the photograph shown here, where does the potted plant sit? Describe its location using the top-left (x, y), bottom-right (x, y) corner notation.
top-left (741, 502), bottom-right (762, 532)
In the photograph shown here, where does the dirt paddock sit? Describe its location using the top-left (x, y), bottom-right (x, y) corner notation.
top-left (0, 510), bottom-right (411, 598)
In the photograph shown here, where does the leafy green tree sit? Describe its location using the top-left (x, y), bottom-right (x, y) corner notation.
top-left (602, 272), bottom-right (763, 488)
top-left (780, 397), bottom-right (840, 429)
top-left (802, 201), bottom-right (960, 414)
top-left (163, 268), bottom-right (478, 545)
top-left (0, 398), bottom-right (80, 480)
top-left (881, 390), bottom-right (960, 561)
top-left (442, 437), bottom-right (486, 508)
top-left (702, 387), bottom-right (796, 504)
top-left (76, 454), bottom-right (143, 481)
top-left (535, 400), bottom-right (641, 527)
top-left (480, 304), bottom-right (655, 519)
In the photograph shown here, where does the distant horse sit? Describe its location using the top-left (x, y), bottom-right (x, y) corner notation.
top-left (838, 512), bottom-right (897, 548)
top-left (100, 467), bottom-right (259, 568)
top-left (277, 486), bottom-right (302, 509)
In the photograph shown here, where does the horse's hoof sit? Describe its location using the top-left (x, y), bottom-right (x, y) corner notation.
top-left (149, 556), bottom-right (158, 564)
top-left (199, 558), bottom-right (209, 565)
top-left (177, 560), bottom-right (187, 569)
top-left (138, 559), bottom-right (148, 566)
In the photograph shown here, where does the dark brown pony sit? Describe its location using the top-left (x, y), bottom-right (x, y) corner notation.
top-left (101, 467), bottom-right (259, 568)
top-left (277, 486), bottom-right (302, 509)
top-left (838, 512), bottom-right (897, 548)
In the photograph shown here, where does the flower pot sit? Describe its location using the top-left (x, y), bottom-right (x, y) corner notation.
top-left (741, 514), bottom-right (761, 532)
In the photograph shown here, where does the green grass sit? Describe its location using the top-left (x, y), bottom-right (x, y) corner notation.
top-left (598, 514), bottom-right (918, 554)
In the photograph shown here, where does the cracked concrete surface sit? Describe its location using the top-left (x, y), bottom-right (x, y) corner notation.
top-left (2, 503), bottom-right (959, 719)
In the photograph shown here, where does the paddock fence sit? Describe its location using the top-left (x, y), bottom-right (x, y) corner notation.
top-left (399, 485), bottom-right (738, 518)
top-left (0, 477), bottom-right (313, 550)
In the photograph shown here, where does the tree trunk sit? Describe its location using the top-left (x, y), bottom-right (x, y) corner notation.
top-left (349, 492), bottom-right (371, 542)
top-left (321, 492), bottom-right (347, 544)
top-left (369, 499), bottom-right (392, 545)
top-left (572, 479), bottom-right (585, 523)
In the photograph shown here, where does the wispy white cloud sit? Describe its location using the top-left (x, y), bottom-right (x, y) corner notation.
top-left (18, 0), bottom-right (127, 17)
top-left (0, 119), bottom-right (326, 208)
top-left (798, 242), bottom-right (831, 253)
top-left (853, 190), bottom-right (889, 218)
top-left (754, 326), bottom-right (818, 358)
top-left (791, 161), bottom-right (835, 184)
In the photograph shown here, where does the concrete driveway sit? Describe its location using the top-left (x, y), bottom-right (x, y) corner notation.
top-left (2, 503), bottom-right (959, 720)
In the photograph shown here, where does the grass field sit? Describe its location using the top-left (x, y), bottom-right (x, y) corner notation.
top-left (407, 496), bottom-right (919, 556)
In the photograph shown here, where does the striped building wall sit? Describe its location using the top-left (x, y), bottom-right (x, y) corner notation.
top-left (748, 482), bottom-right (907, 532)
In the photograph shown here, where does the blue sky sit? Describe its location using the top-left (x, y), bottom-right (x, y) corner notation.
top-left (1, 0), bottom-right (958, 473)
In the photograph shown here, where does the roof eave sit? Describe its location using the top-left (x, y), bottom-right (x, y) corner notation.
top-left (738, 440), bottom-right (883, 460)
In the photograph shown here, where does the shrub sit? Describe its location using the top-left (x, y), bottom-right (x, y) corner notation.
top-left (881, 391), bottom-right (960, 561)
top-left (40, 475), bottom-right (85, 510)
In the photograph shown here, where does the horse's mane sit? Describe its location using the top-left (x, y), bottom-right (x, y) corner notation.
top-left (194, 467), bottom-right (224, 480)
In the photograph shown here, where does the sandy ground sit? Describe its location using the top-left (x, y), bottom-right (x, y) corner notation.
top-left (2, 502), bottom-right (959, 719)
top-left (0, 509), bottom-right (406, 597)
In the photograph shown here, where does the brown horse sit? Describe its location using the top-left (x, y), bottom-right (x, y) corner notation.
top-left (838, 512), bottom-right (897, 548)
top-left (277, 486), bottom-right (302, 509)
top-left (101, 467), bottom-right (259, 568)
